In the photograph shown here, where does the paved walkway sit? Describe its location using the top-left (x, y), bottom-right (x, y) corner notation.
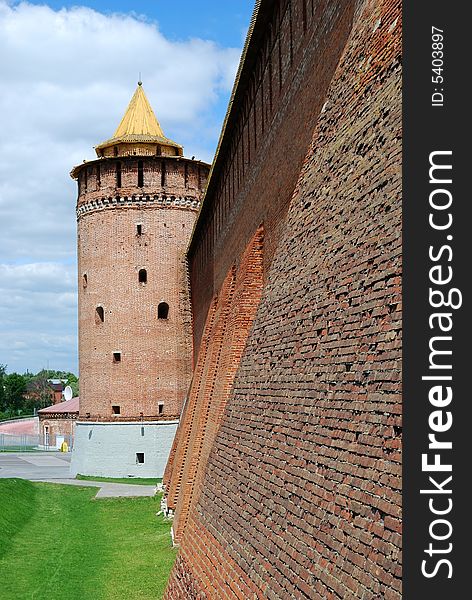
top-left (31, 478), bottom-right (157, 498)
top-left (0, 452), bottom-right (156, 498)
top-left (0, 451), bottom-right (72, 479)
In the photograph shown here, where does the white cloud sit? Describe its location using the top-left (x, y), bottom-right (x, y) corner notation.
top-left (0, 262), bottom-right (76, 293)
top-left (0, 262), bottom-right (77, 372)
top-left (0, 0), bottom-right (241, 373)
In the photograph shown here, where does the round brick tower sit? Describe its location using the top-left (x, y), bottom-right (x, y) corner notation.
top-left (70, 83), bottom-right (210, 477)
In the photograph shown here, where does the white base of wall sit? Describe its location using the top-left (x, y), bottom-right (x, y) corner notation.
top-left (70, 420), bottom-right (178, 478)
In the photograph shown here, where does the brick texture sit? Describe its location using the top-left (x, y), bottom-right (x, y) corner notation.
top-left (164, 227), bottom-right (264, 543)
top-left (165, 0), bottom-right (402, 597)
top-left (38, 415), bottom-right (75, 440)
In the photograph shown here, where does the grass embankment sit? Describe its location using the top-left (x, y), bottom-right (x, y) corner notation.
top-left (0, 479), bottom-right (176, 599)
top-left (76, 474), bottom-right (162, 486)
top-left (0, 479), bottom-right (36, 557)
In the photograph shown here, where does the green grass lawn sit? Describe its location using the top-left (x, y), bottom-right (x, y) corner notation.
top-left (76, 474), bottom-right (162, 486)
top-left (0, 479), bottom-right (176, 599)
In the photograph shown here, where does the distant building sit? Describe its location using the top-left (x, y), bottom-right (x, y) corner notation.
top-left (25, 378), bottom-right (66, 406)
top-left (38, 396), bottom-right (79, 448)
top-left (47, 379), bottom-right (67, 404)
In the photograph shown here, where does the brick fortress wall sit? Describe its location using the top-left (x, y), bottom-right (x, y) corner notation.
top-left (164, 226), bottom-right (264, 543)
top-left (188, 0), bottom-right (360, 355)
top-left (165, 0), bottom-right (402, 597)
top-left (164, 0), bottom-right (358, 521)
top-left (75, 156), bottom-right (209, 420)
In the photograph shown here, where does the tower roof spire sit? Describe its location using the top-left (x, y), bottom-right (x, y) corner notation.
top-left (95, 83), bottom-right (182, 156)
top-left (113, 82), bottom-right (165, 140)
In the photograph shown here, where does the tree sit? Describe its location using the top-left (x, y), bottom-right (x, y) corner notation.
top-left (0, 368), bottom-right (79, 416)
top-left (4, 373), bottom-right (27, 414)
top-left (38, 369), bottom-right (79, 397)
top-left (0, 364), bottom-right (6, 412)
top-left (65, 373), bottom-right (79, 396)
top-left (24, 372), bottom-right (53, 411)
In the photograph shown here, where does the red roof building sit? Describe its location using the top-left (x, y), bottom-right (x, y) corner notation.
top-left (38, 397), bottom-right (79, 448)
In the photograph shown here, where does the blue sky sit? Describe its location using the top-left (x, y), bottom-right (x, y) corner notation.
top-left (23, 1), bottom-right (252, 45)
top-left (0, 0), bottom-right (254, 374)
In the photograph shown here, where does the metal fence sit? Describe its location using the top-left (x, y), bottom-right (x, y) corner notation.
top-left (0, 432), bottom-right (74, 452)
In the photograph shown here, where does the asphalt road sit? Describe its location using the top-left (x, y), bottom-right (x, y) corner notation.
top-left (0, 452), bottom-right (157, 497)
top-left (0, 451), bottom-right (72, 480)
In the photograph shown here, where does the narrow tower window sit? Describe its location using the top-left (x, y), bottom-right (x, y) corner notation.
top-left (158, 302), bottom-right (169, 319)
top-left (158, 403), bottom-right (164, 415)
top-left (161, 161), bottom-right (166, 187)
top-left (112, 405), bottom-right (121, 415)
top-left (136, 223), bottom-right (142, 236)
top-left (136, 453), bottom-right (145, 464)
top-left (95, 306), bottom-right (104, 323)
top-left (116, 162), bottom-right (122, 188)
top-left (113, 352), bottom-right (121, 363)
top-left (96, 164), bottom-right (101, 188)
top-left (138, 269), bottom-right (147, 284)
top-left (137, 160), bottom-right (144, 187)
top-left (82, 273), bottom-right (88, 288)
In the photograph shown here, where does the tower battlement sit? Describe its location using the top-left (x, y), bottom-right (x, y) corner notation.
top-left (73, 155), bottom-right (207, 208)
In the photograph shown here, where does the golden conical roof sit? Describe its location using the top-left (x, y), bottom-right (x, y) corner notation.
top-left (95, 82), bottom-right (182, 155)
top-left (113, 82), bottom-right (165, 139)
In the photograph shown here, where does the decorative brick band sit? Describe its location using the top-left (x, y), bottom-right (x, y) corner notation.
top-left (76, 194), bottom-right (201, 220)
top-left (38, 413), bottom-right (78, 421)
top-left (77, 415), bottom-right (180, 423)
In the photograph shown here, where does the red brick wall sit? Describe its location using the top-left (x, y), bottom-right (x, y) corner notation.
top-left (164, 288), bottom-right (223, 508)
top-left (164, 227), bottom-right (264, 543)
top-left (39, 417), bottom-right (75, 439)
top-left (188, 0), bottom-right (359, 355)
top-left (75, 156), bottom-right (209, 420)
top-left (165, 0), bottom-right (402, 596)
